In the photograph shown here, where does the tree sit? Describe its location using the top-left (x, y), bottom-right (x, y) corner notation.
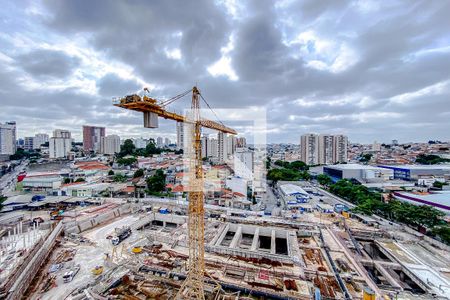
top-left (113, 174), bottom-right (127, 182)
top-left (119, 139), bottom-right (136, 157)
top-left (0, 196), bottom-right (6, 210)
top-left (75, 178), bottom-right (85, 182)
top-left (146, 169), bottom-right (166, 192)
top-left (108, 170), bottom-right (115, 176)
top-left (433, 181), bottom-right (444, 189)
top-left (288, 161), bottom-right (308, 171)
top-left (63, 178), bottom-right (71, 184)
top-left (117, 157), bottom-right (137, 166)
top-left (317, 174), bottom-right (332, 186)
top-left (431, 226), bottom-right (450, 244)
top-left (145, 140), bottom-right (161, 156)
top-left (133, 168), bottom-right (144, 178)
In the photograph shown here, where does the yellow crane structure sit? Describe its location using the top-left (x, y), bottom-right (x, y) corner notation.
top-left (113, 86), bottom-right (236, 299)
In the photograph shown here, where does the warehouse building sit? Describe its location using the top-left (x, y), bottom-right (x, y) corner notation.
top-left (323, 164), bottom-right (393, 183)
top-left (378, 164), bottom-right (450, 181)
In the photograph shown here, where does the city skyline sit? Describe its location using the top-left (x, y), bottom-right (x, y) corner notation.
top-left (1, 1), bottom-right (450, 143)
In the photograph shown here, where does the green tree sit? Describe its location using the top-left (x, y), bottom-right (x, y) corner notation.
top-left (108, 170), bottom-right (115, 176)
top-left (146, 169), bottom-right (166, 192)
top-left (0, 196), bottom-right (7, 210)
top-left (317, 174), bottom-right (332, 186)
top-left (119, 139), bottom-right (136, 157)
top-left (133, 168), bottom-right (144, 178)
top-left (431, 226), bottom-right (450, 244)
top-left (117, 157), bottom-right (137, 166)
top-left (113, 174), bottom-right (127, 182)
top-left (145, 140), bottom-right (161, 156)
top-left (63, 178), bottom-right (71, 184)
top-left (75, 178), bottom-right (85, 183)
top-left (433, 181), bottom-right (445, 189)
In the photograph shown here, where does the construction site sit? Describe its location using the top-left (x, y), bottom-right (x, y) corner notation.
top-left (0, 197), bottom-right (449, 300)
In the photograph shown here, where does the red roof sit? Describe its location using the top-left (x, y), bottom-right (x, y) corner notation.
top-left (172, 185), bottom-right (184, 192)
top-left (233, 192), bottom-right (246, 197)
top-left (122, 186), bottom-right (135, 193)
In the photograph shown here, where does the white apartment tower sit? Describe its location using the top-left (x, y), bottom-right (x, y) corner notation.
top-left (49, 129), bottom-right (72, 159)
top-left (318, 134), bottom-right (334, 165)
top-left (34, 133), bottom-right (49, 149)
top-left (333, 135), bottom-right (348, 163)
top-left (218, 132), bottom-right (227, 163)
top-left (0, 121), bottom-right (16, 155)
top-left (176, 122), bottom-right (184, 151)
top-left (100, 135), bottom-right (121, 155)
top-left (156, 136), bottom-right (163, 147)
top-left (300, 134), bottom-right (319, 165)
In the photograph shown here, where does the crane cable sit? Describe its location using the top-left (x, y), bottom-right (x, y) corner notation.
top-left (199, 92), bottom-right (225, 127)
top-left (158, 88), bottom-right (192, 107)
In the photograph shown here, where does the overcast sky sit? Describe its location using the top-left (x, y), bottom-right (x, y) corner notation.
top-left (1, 0), bottom-right (449, 144)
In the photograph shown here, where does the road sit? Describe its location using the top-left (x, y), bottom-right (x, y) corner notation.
top-left (0, 160), bottom-right (28, 196)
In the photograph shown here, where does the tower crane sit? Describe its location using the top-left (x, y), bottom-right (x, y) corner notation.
top-left (113, 86), bottom-right (236, 299)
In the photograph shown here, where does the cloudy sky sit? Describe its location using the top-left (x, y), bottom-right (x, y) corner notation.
top-left (1, 0), bottom-right (449, 144)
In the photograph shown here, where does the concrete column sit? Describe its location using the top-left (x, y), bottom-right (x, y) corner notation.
top-left (251, 228), bottom-right (259, 251)
top-left (163, 221), bottom-right (166, 228)
top-left (230, 226), bottom-right (242, 249)
top-left (215, 224), bottom-right (230, 247)
top-left (271, 229), bottom-right (276, 254)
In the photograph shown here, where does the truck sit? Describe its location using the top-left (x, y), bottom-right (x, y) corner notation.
top-left (111, 226), bottom-right (132, 246)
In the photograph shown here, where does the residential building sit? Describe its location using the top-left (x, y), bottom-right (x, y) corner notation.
top-left (300, 134), bottom-right (319, 165)
top-left (34, 133), bottom-right (49, 149)
top-left (133, 138), bottom-right (148, 149)
top-left (83, 125), bottom-right (105, 153)
top-left (156, 136), bottom-right (163, 147)
top-left (207, 137), bottom-right (218, 158)
top-left (54, 129), bottom-right (71, 139)
top-left (176, 121), bottom-right (184, 151)
top-left (218, 132), bottom-right (226, 163)
top-left (100, 135), bottom-right (121, 155)
top-left (236, 137), bottom-right (247, 148)
top-left (0, 121), bottom-right (16, 155)
top-left (234, 148), bottom-right (254, 180)
top-left (24, 137), bottom-right (35, 151)
top-left (373, 141), bottom-right (381, 152)
top-left (318, 134), bottom-right (334, 165)
top-left (49, 129), bottom-right (72, 159)
top-left (333, 134), bottom-right (348, 163)
top-left (164, 138), bottom-right (170, 146)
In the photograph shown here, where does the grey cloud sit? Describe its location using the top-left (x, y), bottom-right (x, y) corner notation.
top-left (97, 73), bottom-right (141, 97)
top-left (15, 49), bottom-right (80, 78)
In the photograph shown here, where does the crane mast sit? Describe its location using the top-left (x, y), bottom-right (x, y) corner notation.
top-left (113, 86), bottom-right (236, 299)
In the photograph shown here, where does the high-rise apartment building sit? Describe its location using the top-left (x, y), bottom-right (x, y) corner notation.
top-left (34, 133), bottom-right (49, 149)
top-left (164, 138), bottom-right (170, 146)
top-left (300, 134), bottom-right (319, 165)
top-left (54, 129), bottom-right (72, 139)
top-left (24, 137), bottom-right (35, 151)
top-left (156, 136), bottom-right (163, 147)
top-left (301, 133), bottom-right (348, 165)
top-left (0, 121), bottom-right (16, 155)
top-left (318, 134), bottom-right (334, 165)
top-left (236, 137), bottom-right (247, 148)
top-left (133, 138), bottom-right (148, 149)
top-left (176, 122), bottom-right (184, 151)
top-left (218, 132), bottom-right (226, 163)
top-left (49, 129), bottom-right (72, 159)
top-left (234, 148), bottom-right (254, 180)
top-left (83, 125), bottom-right (105, 153)
top-left (100, 135), bottom-right (121, 155)
top-left (333, 135), bottom-right (348, 163)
